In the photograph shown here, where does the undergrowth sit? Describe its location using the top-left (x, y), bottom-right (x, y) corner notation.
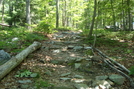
top-left (0, 26), bottom-right (48, 55)
top-left (81, 29), bottom-right (134, 56)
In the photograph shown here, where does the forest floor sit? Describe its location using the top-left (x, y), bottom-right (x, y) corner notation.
top-left (0, 30), bottom-right (134, 89)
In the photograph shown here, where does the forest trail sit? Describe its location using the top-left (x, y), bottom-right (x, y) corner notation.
top-left (0, 30), bottom-right (131, 89)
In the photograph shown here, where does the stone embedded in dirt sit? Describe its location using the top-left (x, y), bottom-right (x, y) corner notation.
top-left (74, 75), bottom-right (84, 79)
top-left (60, 77), bottom-right (71, 81)
top-left (53, 49), bottom-right (61, 53)
top-left (0, 50), bottom-right (11, 65)
top-left (50, 60), bottom-right (65, 65)
top-left (20, 85), bottom-right (29, 89)
top-left (18, 80), bottom-right (32, 84)
top-left (63, 41), bottom-right (77, 44)
top-left (72, 79), bottom-right (85, 83)
top-left (60, 72), bottom-right (71, 77)
top-left (75, 63), bottom-right (81, 69)
top-left (95, 75), bottom-right (108, 80)
top-left (68, 45), bottom-right (74, 49)
top-left (109, 74), bottom-right (125, 85)
top-left (92, 80), bottom-right (111, 89)
top-left (74, 84), bottom-right (90, 89)
top-left (75, 58), bottom-right (84, 62)
top-left (50, 45), bottom-right (61, 49)
top-left (84, 47), bottom-right (92, 50)
top-left (73, 46), bottom-right (83, 51)
top-left (56, 35), bottom-right (64, 38)
top-left (91, 56), bottom-right (102, 62)
top-left (45, 69), bottom-right (52, 76)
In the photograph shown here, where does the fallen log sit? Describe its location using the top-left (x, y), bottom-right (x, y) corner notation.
top-left (0, 41), bottom-right (41, 80)
top-left (0, 23), bottom-right (10, 27)
top-left (92, 47), bottom-right (134, 88)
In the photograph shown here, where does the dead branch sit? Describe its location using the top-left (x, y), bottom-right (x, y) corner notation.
top-left (92, 47), bottom-right (134, 88)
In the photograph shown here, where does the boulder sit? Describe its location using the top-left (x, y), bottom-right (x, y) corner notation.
top-left (109, 74), bottom-right (125, 85)
top-left (0, 50), bottom-right (11, 65)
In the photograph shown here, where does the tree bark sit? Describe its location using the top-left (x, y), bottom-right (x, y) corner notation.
top-left (0, 41), bottom-right (41, 80)
top-left (127, 0), bottom-right (132, 31)
top-left (26, 0), bottom-right (31, 29)
top-left (56, 0), bottom-right (59, 28)
top-left (88, 0), bottom-right (97, 39)
top-left (110, 0), bottom-right (116, 31)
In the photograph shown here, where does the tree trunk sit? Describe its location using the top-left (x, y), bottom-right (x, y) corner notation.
top-left (0, 41), bottom-right (41, 80)
top-left (1, 0), bottom-right (4, 23)
top-left (56, 0), bottom-right (59, 28)
top-left (110, 0), bottom-right (116, 31)
top-left (0, 0), bottom-right (3, 6)
top-left (9, 1), bottom-right (13, 26)
top-left (88, 0), bottom-right (97, 38)
top-left (26, 0), bottom-right (31, 29)
top-left (127, 0), bottom-right (132, 31)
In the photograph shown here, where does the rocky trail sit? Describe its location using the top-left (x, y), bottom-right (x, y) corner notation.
top-left (0, 30), bottom-right (133, 89)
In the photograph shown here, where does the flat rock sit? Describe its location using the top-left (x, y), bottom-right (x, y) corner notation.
top-left (60, 77), bottom-right (71, 81)
top-left (74, 75), bottom-right (84, 79)
top-left (60, 72), bottom-right (71, 77)
top-left (73, 46), bottom-right (83, 50)
top-left (75, 63), bottom-right (81, 69)
top-left (95, 75), bottom-right (108, 80)
top-left (74, 84), bottom-right (89, 89)
top-left (84, 47), bottom-right (92, 50)
top-left (68, 45), bottom-right (74, 49)
top-left (109, 74), bottom-right (125, 85)
top-left (72, 79), bottom-right (85, 83)
top-left (92, 80), bottom-right (111, 89)
top-left (18, 80), bottom-right (32, 84)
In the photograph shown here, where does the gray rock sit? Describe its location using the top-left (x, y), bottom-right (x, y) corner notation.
top-left (18, 80), bottom-right (32, 84)
top-left (74, 84), bottom-right (89, 89)
top-left (68, 45), bottom-right (74, 49)
top-left (53, 49), bottom-right (61, 53)
top-left (75, 63), bottom-right (81, 69)
top-left (12, 37), bottom-right (19, 42)
top-left (109, 74), bottom-right (125, 85)
top-left (56, 35), bottom-right (64, 38)
top-left (0, 50), bottom-right (11, 65)
top-left (75, 58), bottom-right (83, 62)
top-left (96, 75), bottom-right (108, 80)
top-left (60, 72), bottom-right (71, 77)
top-left (50, 45), bottom-right (61, 49)
top-left (92, 80), bottom-right (111, 89)
top-left (84, 47), bottom-right (92, 50)
top-left (20, 85), bottom-right (29, 89)
top-left (73, 46), bottom-right (83, 50)
top-left (60, 77), bottom-right (71, 81)
top-left (74, 75), bottom-right (84, 79)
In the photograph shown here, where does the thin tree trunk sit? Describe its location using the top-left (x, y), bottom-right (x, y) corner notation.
top-left (26, 0), bottom-right (31, 29)
top-left (88, 0), bottom-right (97, 38)
top-left (9, 1), bottom-right (13, 26)
top-left (1, 1), bottom-right (4, 23)
top-left (110, 0), bottom-right (116, 31)
top-left (127, 0), bottom-right (132, 31)
top-left (56, 0), bottom-right (59, 28)
top-left (0, 0), bottom-right (3, 6)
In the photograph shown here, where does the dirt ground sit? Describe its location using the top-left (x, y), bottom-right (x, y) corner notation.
top-left (0, 30), bottom-right (134, 89)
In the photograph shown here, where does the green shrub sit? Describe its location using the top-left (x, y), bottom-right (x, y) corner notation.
top-left (35, 20), bottom-right (54, 34)
top-left (129, 66), bottom-right (134, 76)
